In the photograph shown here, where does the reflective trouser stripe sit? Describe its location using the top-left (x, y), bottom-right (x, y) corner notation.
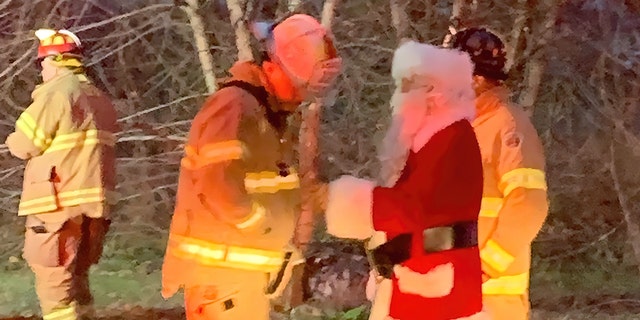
top-left (43, 304), bottom-right (77, 320)
top-left (483, 272), bottom-right (529, 295)
top-left (169, 234), bottom-right (284, 272)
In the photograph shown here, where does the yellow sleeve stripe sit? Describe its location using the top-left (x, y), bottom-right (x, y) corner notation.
top-left (235, 202), bottom-right (266, 230)
top-left (483, 272), bottom-right (529, 295)
top-left (44, 130), bottom-right (116, 154)
top-left (499, 168), bottom-right (547, 197)
top-left (479, 197), bottom-right (503, 218)
top-left (15, 112), bottom-right (51, 149)
top-left (244, 170), bottom-right (300, 194)
top-left (480, 239), bottom-right (515, 273)
top-left (180, 140), bottom-right (244, 170)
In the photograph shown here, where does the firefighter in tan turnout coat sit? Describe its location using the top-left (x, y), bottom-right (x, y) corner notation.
top-left (5, 29), bottom-right (118, 320)
top-left (449, 28), bottom-right (550, 319)
top-left (161, 14), bottom-right (342, 320)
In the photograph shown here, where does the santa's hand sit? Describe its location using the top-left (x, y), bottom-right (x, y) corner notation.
top-left (324, 175), bottom-right (376, 239)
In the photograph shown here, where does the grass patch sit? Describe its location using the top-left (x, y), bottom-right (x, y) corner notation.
top-left (0, 229), bottom-right (183, 318)
top-left (1, 228), bottom-right (638, 318)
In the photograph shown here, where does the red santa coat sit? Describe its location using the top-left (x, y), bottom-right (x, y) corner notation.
top-left (325, 42), bottom-right (488, 320)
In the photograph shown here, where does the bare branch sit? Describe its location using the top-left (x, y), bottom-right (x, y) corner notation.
top-left (117, 94), bottom-right (207, 122)
top-left (227, 0), bottom-right (254, 62)
top-left (73, 4), bottom-right (173, 33)
top-left (517, 1), bottom-right (562, 116)
top-left (389, 0), bottom-right (410, 40)
top-left (181, 0), bottom-right (218, 93)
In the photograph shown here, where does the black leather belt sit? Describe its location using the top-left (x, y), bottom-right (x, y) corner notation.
top-left (368, 221), bottom-right (478, 279)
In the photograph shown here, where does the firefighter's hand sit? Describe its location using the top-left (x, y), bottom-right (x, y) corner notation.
top-left (482, 273), bottom-right (490, 283)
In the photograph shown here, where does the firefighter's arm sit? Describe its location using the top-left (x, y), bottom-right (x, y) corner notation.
top-left (480, 127), bottom-right (549, 278)
top-left (181, 96), bottom-right (265, 231)
top-left (5, 91), bottom-right (67, 159)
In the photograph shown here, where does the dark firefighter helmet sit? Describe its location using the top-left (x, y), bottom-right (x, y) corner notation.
top-left (449, 27), bottom-right (508, 81)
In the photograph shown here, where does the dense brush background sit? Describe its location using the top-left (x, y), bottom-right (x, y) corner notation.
top-left (0, 0), bottom-right (639, 319)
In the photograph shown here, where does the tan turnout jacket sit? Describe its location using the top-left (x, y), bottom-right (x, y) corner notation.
top-left (6, 69), bottom-right (118, 221)
top-left (161, 61), bottom-right (301, 298)
top-left (472, 86), bottom-right (549, 296)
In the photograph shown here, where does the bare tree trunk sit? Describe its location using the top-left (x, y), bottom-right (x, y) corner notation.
top-left (296, 0), bottom-right (341, 252)
top-left (610, 139), bottom-right (640, 276)
top-left (227, 0), bottom-right (254, 62)
top-left (182, 0), bottom-right (218, 93)
top-left (517, 0), bottom-right (562, 116)
top-left (504, 0), bottom-right (528, 72)
top-left (288, 0), bottom-right (301, 12)
top-left (442, 0), bottom-right (467, 46)
top-left (390, 0), bottom-right (410, 40)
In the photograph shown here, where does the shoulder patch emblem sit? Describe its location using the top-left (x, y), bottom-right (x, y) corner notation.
top-left (503, 131), bottom-right (524, 148)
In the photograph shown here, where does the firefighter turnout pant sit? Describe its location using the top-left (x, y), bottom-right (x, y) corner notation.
top-left (23, 214), bottom-right (110, 320)
top-left (184, 268), bottom-right (270, 320)
top-left (483, 292), bottom-right (530, 320)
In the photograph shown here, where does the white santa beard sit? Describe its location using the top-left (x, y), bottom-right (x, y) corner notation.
top-left (377, 89), bottom-right (430, 187)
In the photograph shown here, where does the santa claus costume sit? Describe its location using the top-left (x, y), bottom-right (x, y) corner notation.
top-left (324, 41), bottom-right (489, 320)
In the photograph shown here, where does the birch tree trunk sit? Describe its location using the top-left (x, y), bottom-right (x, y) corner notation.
top-left (226, 0), bottom-right (254, 62)
top-left (517, 0), bottom-right (562, 116)
top-left (296, 0), bottom-right (341, 252)
top-left (182, 0), bottom-right (217, 93)
top-left (288, 0), bottom-right (301, 12)
top-left (442, 0), bottom-right (467, 46)
top-left (610, 138), bottom-right (640, 276)
top-left (504, 0), bottom-right (528, 73)
top-left (389, 0), bottom-right (410, 40)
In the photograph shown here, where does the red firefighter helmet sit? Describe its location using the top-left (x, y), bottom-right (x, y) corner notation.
top-left (35, 29), bottom-right (83, 59)
top-left (250, 14), bottom-right (342, 100)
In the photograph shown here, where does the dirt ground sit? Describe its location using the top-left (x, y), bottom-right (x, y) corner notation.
top-left (3, 296), bottom-right (640, 320)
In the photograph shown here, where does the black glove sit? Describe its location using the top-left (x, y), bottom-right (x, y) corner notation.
top-left (371, 233), bottom-right (412, 279)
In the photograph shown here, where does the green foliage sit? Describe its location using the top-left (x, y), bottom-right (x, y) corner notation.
top-left (337, 305), bottom-right (368, 320)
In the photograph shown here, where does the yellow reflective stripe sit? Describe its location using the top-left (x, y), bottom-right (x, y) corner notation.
top-left (244, 171), bottom-right (300, 194)
top-left (18, 187), bottom-right (105, 215)
top-left (181, 140), bottom-right (244, 170)
top-left (483, 272), bottom-right (529, 295)
top-left (236, 202), bottom-right (266, 229)
top-left (480, 239), bottom-right (515, 273)
top-left (169, 234), bottom-right (284, 272)
top-left (499, 168), bottom-right (547, 197)
top-left (43, 304), bottom-right (77, 320)
top-left (16, 112), bottom-right (51, 149)
top-left (479, 197), bottom-right (503, 218)
top-left (44, 129), bottom-right (116, 154)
